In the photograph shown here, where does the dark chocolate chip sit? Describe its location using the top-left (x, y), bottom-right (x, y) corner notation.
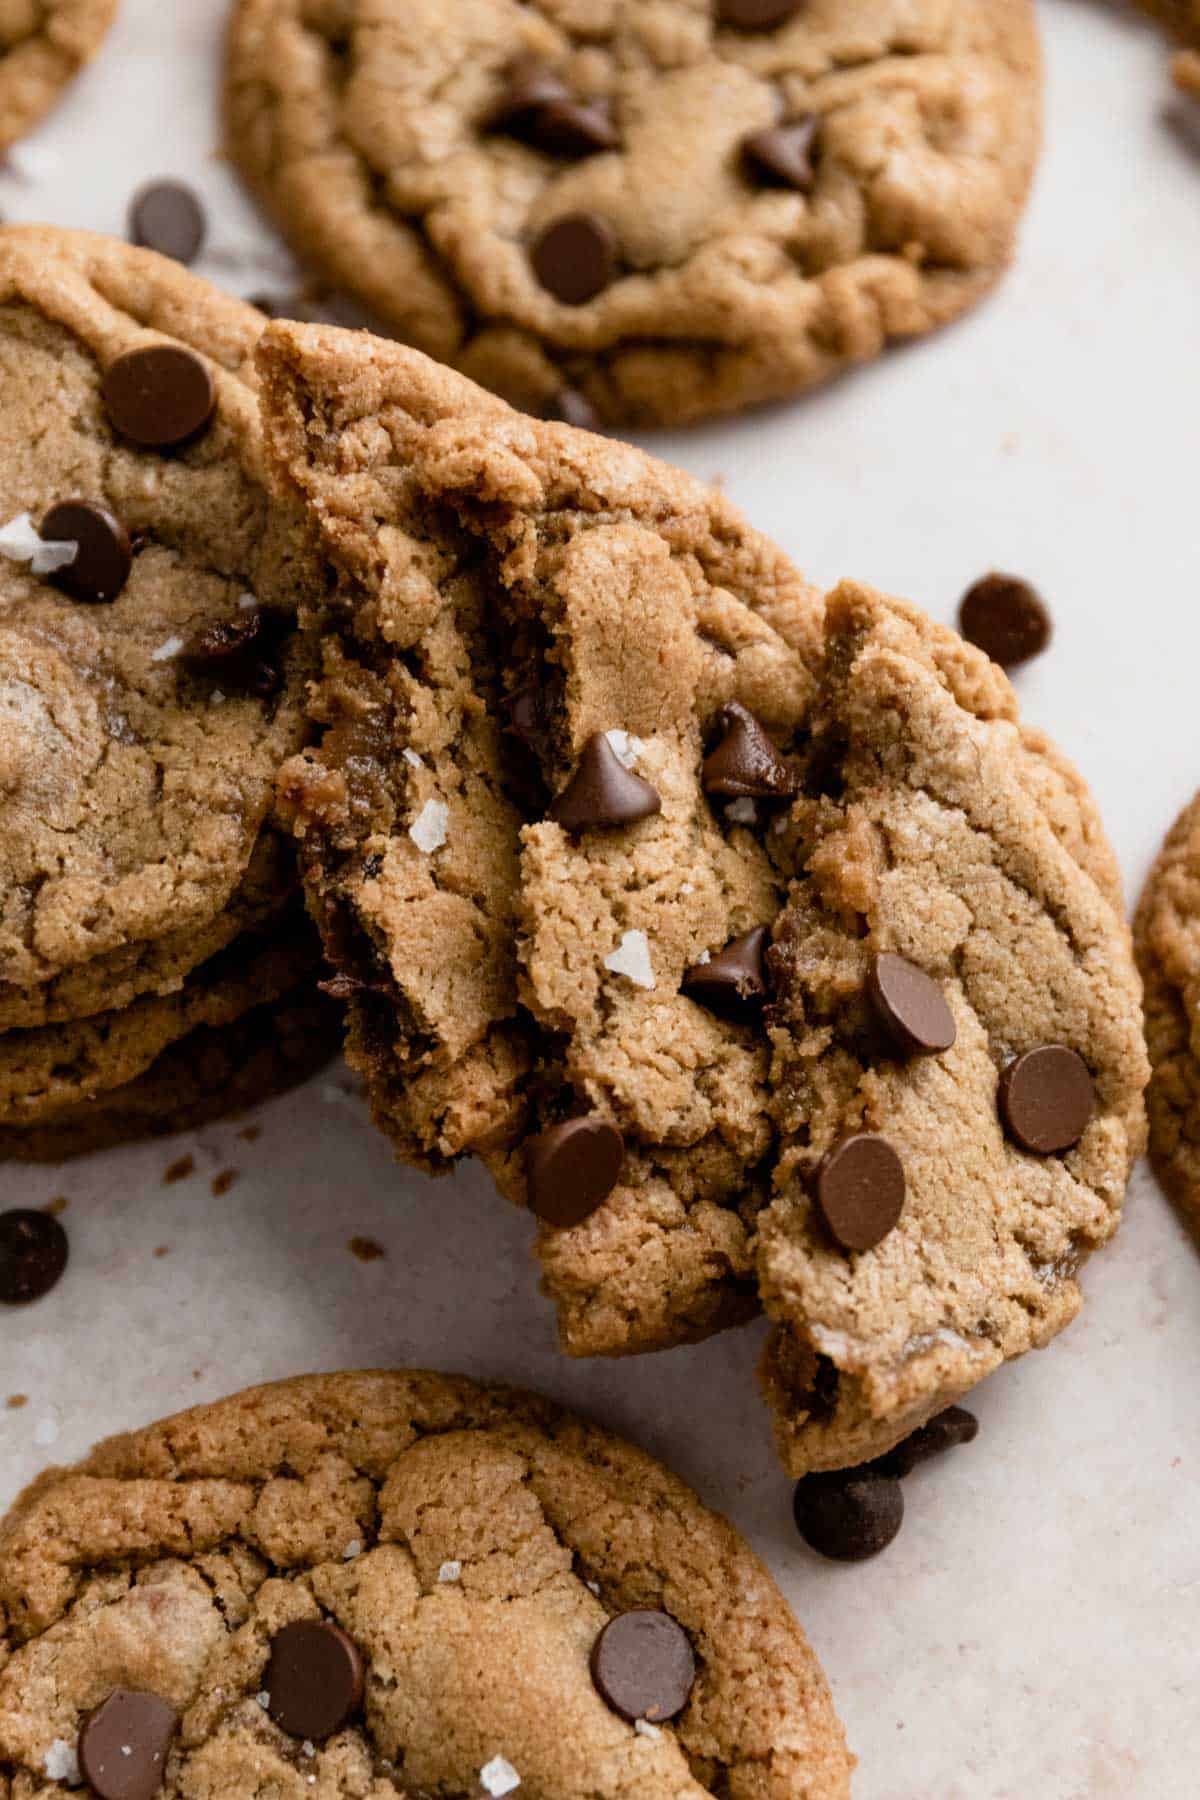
top-left (530, 212), bottom-right (617, 305)
top-left (702, 701), bottom-right (796, 799)
top-left (179, 608), bottom-right (285, 696)
top-left (682, 926), bottom-right (770, 1018)
top-left (265, 1620), bottom-right (366, 1741)
top-left (0, 1209), bottom-right (68, 1305)
top-left (549, 732), bottom-right (661, 832)
top-left (717, 0), bottom-right (803, 28)
top-left (590, 1611), bottom-right (696, 1723)
top-left (128, 180), bottom-right (207, 265)
top-left (793, 1469), bottom-right (904, 1561)
top-left (526, 1116), bottom-right (625, 1228)
top-left (102, 345), bottom-right (217, 450)
top-left (958, 573), bottom-right (1051, 669)
top-left (528, 97), bottom-right (619, 158)
top-left (485, 56), bottom-right (571, 133)
top-left (543, 385), bottom-right (603, 431)
top-left (998, 1045), bottom-right (1094, 1154)
top-left (816, 1134), bottom-right (905, 1253)
top-left (39, 500), bottom-right (132, 605)
top-left (78, 1691), bottom-right (177, 1800)
top-left (741, 117), bottom-right (818, 190)
top-left (871, 1405), bottom-right (979, 1478)
top-left (866, 952), bottom-right (956, 1057)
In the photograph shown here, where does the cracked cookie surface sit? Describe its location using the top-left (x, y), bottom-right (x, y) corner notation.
top-left (1134, 790), bottom-right (1200, 1236)
top-left (0, 1370), bottom-right (852, 1797)
top-left (226, 0), bottom-right (1041, 427)
top-left (0, 226), bottom-right (319, 1002)
top-left (0, 0), bottom-right (116, 150)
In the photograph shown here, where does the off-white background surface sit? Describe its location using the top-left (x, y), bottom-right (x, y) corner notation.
top-left (1, 4), bottom-right (1197, 1796)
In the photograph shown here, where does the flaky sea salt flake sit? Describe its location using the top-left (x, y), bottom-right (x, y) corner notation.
top-left (44, 1739), bottom-right (80, 1783)
top-left (726, 797), bottom-right (758, 825)
top-left (604, 930), bottom-right (655, 990)
top-left (605, 729), bottom-right (646, 770)
top-left (480, 1755), bottom-right (521, 1796)
top-left (0, 511), bottom-right (77, 576)
top-left (635, 1719), bottom-right (663, 1741)
top-left (438, 1559), bottom-right (462, 1583)
top-left (150, 636), bottom-right (185, 663)
top-left (409, 798), bottom-right (448, 854)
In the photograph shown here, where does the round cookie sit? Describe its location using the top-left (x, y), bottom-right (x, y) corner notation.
top-left (260, 322), bottom-right (1141, 1392)
top-left (0, 225), bottom-right (318, 1001)
top-left (0, 986), bottom-right (341, 1161)
top-left (0, 0), bottom-right (117, 151)
top-left (225, 0), bottom-right (1042, 427)
top-left (1134, 791), bottom-right (1200, 1235)
top-left (0, 1370), bottom-right (853, 1797)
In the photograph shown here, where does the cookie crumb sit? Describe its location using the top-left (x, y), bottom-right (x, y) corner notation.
top-left (409, 797), bottom-right (449, 854)
top-left (438, 1559), bottom-right (462, 1583)
top-left (211, 1169), bottom-right (238, 1197)
top-left (164, 1154), bottom-right (195, 1184)
top-left (239, 1124), bottom-right (262, 1143)
top-left (604, 930), bottom-right (655, 990)
top-left (348, 1235), bottom-right (385, 1263)
top-left (154, 1245), bottom-right (170, 1259)
top-left (480, 1755), bottom-right (520, 1796)
top-left (43, 1195), bottom-right (69, 1216)
top-left (6, 1393), bottom-right (27, 1409)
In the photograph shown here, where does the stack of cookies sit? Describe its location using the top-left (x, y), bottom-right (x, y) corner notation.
top-left (258, 322), bottom-right (1150, 1479)
top-left (0, 227), bottom-right (339, 1162)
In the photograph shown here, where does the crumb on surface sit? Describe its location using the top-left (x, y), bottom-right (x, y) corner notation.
top-left (154, 1245), bottom-right (170, 1259)
top-left (239, 1124), bottom-right (262, 1143)
top-left (348, 1235), bottom-right (385, 1263)
top-left (211, 1169), bottom-right (238, 1197)
top-left (164, 1154), bottom-right (195, 1184)
top-left (42, 1195), bottom-right (69, 1216)
top-left (6, 1394), bottom-right (28, 1410)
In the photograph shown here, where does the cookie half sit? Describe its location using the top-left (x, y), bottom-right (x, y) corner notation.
top-left (0, 0), bottom-right (117, 151)
top-left (1134, 791), bottom-right (1200, 1234)
top-left (0, 1369), bottom-right (853, 1797)
top-left (0, 225), bottom-right (318, 1002)
top-left (226, 0), bottom-right (1042, 426)
top-left (261, 322), bottom-right (1140, 1396)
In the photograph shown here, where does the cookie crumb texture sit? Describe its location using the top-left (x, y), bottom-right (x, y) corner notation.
top-left (226, 0), bottom-right (1042, 426)
top-left (0, 1371), bottom-right (852, 1796)
top-left (0, 0), bottom-right (117, 150)
top-left (1135, 790), bottom-right (1200, 1234)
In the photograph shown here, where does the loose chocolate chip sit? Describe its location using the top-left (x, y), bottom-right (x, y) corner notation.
top-left (543, 385), bottom-right (603, 431)
top-left (40, 500), bottom-right (132, 605)
top-left (527, 1116), bottom-right (625, 1228)
top-left (129, 180), bottom-right (207, 265)
top-left (179, 608), bottom-right (285, 696)
top-left (530, 212), bottom-right (617, 305)
top-left (866, 952), bottom-right (956, 1057)
top-left (958, 573), bottom-right (1051, 669)
top-left (485, 56), bottom-right (571, 133)
top-left (265, 1620), bottom-right (366, 1740)
top-left (998, 1045), bottom-right (1094, 1154)
top-left (590, 1611), bottom-right (696, 1723)
top-left (741, 117), bottom-right (818, 191)
top-left (717, 0), bottom-right (803, 28)
top-left (871, 1405), bottom-right (979, 1478)
top-left (102, 345), bottom-right (217, 450)
top-left (0, 1209), bottom-right (68, 1305)
top-left (816, 1134), bottom-right (905, 1253)
top-left (702, 701), bottom-right (796, 799)
top-left (549, 733), bottom-right (661, 832)
top-left (529, 97), bottom-right (619, 158)
top-left (78, 1691), bottom-right (177, 1800)
top-left (682, 926), bottom-right (770, 1018)
top-left (793, 1469), bottom-right (904, 1561)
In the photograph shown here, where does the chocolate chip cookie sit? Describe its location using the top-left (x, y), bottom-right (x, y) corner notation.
top-left (1134, 792), bottom-right (1200, 1236)
top-left (0, 225), bottom-right (318, 1009)
top-left (0, 1370), bottom-right (853, 1796)
top-left (0, 0), bottom-right (117, 150)
top-left (226, 0), bottom-right (1042, 426)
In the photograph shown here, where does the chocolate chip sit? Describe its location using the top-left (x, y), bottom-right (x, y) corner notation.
top-left (529, 97), bottom-right (619, 158)
top-left (590, 1611), bottom-right (696, 1723)
top-left (527, 1116), bottom-right (625, 1228)
top-left (793, 1469), bottom-right (904, 1561)
top-left (543, 385), bottom-right (603, 431)
top-left (40, 501), bottom-right (132, 605)
top-left (741, 117), bottom-right (818, 191)
top-left (102, 345), bottom-right (217, 450)
top-left (78, 1691), bottom-right (177, 1800)
top-left (530, 212), bottom-right (617, 305)
top-left (265, 1620), bottom-right (366, 1740)
top-left (180, 608), bottom-right (286, 696)
top-left (129, 180), bottom-right (207, 265)
top-left (958, 573), bottom-right (1051, 669)
top-left (549, 733), bottom-right (661, 832)
top-left (866, 952), bottom-right (956, 1057)
top-left (682, 926), bottom-right (770, 1018)
top-left (717, 0), bottom-right (803, 28)
top-left (816, 1134), bottom-right (905, 1252)
top-left (998, 1045), bottom-right (1094, 1154)
top-left (485, 56), bottom-right (571, 133)
top-left (871, 1405), bottom-right (979, 1478)
top-left (702, 702), bottom-right (796, 799)
top-left (0, 1209), bottom-right (68, 1305)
